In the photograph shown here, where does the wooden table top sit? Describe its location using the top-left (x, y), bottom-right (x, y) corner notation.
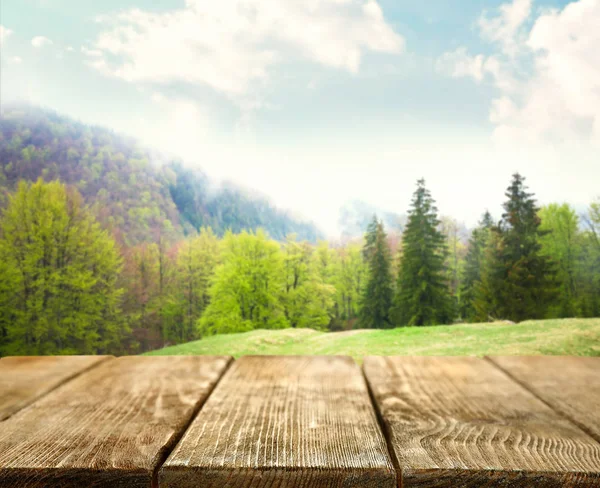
top-left (0, 355), bottom-right (599, 487)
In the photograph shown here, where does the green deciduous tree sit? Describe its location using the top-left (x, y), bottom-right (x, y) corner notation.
top-left (0, 179), bottom-right (125, 355)
top-left (578, 198), bottom-right (600, 316)
top-left (393, 179), bottom-right (453, 326)
top-left (539, 204), bottom-right (580, 317)
top-left (281, 235), bottom-right (334, 329)
top-left (330, 243), bottom-right (367, 329)
top-left (197, 229), bottom-right (288, 335)
top-left (173, 228), bottom-right (220, 340)
top-left (440, 216), bottom-right (468, 315)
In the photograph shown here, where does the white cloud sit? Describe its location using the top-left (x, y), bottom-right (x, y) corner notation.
top-left (478, 0), bottom-right (531, 55)
top-left (135, 98), bottom-right (212, 161)
top-left (0, 25), bottom-right (13, 43)
top-left (151, 92), bottom-right (166, 104)
top-left (89, 0), bottom-right (404, 99)
top-left (437, 0), bottom-right (600, 145)
top-left (435, 47), bottom-right (486, 81)
top-left (81, 46), bottom-right (102, 57)
top-left (66, 46), bottom-right (75, 52)
top-left (9, 56), bottom-right (23, 64)
top-left (31, 36), bottom-right (53, 48)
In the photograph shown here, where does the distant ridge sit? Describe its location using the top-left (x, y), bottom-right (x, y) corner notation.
top-left (0, 104), bottom-right (323, 245)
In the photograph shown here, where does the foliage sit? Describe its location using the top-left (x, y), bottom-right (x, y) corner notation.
top-left (393, 180), bottom-right (454, 326)
top-left (329, 243), bottom-right (367, 330)
top-left (472, 228), bottom-right (506, 322)
top-left (2, 167), bottom-right (600, 356)
top-left (198, 230), bottom-right (289, 335)
top-left (460, 211), bottom-right (494, 321)
top-left (494, 174), bottom-right (558, 321)
top-left (359, 217), bottom-right (394, 328)
top-left (0, 104), bottom-right (323, 246)
top-left (0, 105), bottom-right (184, 246)
top-left (167, 162), bottom-right (322, 242)
top-left (440, 216), bottom-right (468, 316)
top-left (281, 236), bottom-right (335, 329)
top-left (0, 179), bottom-right (125, 355)
top-left (539, 204), bottom-right (580, 317)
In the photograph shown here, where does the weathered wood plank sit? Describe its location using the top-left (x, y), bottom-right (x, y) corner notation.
top-left (159, 355), bottom-right (396, 488)
top-left (0, 355), bottom-right (232, 487)
top-left (489, 356), bottom-right (600, 443)
top-left (0, 355), bottom-right (110, 421)
top-left (364, 356), bottom-right (600, 487)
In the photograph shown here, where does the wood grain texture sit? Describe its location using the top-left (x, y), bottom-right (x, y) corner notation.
top-left (489, 356), bottom-right (600, 443)
top-left (0, 355), bottom-right (231, 488)
top-left (0, 355), bottom-right (111, 421)
top-left (159, 355), bottom-right (396, 488)
top-left (364, 356), bottom-right (600, 487)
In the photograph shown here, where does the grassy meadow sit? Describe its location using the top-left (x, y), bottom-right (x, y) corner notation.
top-left (144, 318), bottom-right (600, 361)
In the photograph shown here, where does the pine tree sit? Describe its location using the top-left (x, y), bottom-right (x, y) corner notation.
top-left (359, 219), bottom-right (394, 328)
top-left (494, 173), bottom-right (558, 321)
top-left (393, 179), bottom-right (453, 326)
top-left (460, 211), bottom-right (494, 321)
top-left (362, 215), bottom-right (379, 261)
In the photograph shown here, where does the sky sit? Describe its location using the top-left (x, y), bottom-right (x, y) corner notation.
top-left (0, 0), bottom-right (598, 236)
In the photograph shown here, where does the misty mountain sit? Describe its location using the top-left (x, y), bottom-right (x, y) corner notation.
top-left (0, 104), bottom-right (323, 245)
top-left (338, 199), bottom-right (406, 239)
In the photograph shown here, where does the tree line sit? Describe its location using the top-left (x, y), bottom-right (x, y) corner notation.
top-left (1, 174), bottom-right (599, 355)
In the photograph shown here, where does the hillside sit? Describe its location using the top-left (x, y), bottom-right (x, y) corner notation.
top-left (0, 104), bottom-right (322, 245)
top-left (144, 318), bottom-right (600, 360)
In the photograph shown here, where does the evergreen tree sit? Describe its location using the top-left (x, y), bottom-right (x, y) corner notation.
top-left (460, 211), bottom-right (494, 321)
top-left (359, 219), bottom-right (394, 328)
top-left (393, 179), bottom-right (453, 326)
top-left (0, 179), bottom-right (125, 355)
top-left (494, 173), bottom-right (558, 321)
top-left (362, 215), bottom-right (379, 261)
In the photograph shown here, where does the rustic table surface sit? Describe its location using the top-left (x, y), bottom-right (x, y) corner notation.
top-left (0, 355), bottom-right (599, 487)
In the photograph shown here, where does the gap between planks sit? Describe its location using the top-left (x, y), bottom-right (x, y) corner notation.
top-left (0, 355), bottom-right (113, 422)
top-left (363, 364), bottom-right (404, 488)
top-left (150, 356), bottom-right (234, 488)
top-left (363, 356), bottom-right (600, 487)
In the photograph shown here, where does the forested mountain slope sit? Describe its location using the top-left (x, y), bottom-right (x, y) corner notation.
top-left (0, 104), bottom-right (322, 245)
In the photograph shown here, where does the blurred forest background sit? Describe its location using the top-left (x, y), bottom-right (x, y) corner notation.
top-left (1, 105), bottom-right (599, 356)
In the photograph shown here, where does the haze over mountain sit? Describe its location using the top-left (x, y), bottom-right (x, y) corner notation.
top-left (0, 104), bottom-right (323, 244)
top-left (338, 200), bottom-right (406, 239)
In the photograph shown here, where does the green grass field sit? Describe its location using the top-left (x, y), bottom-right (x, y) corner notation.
top-left (145, 318), bottom-right (600, 361)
